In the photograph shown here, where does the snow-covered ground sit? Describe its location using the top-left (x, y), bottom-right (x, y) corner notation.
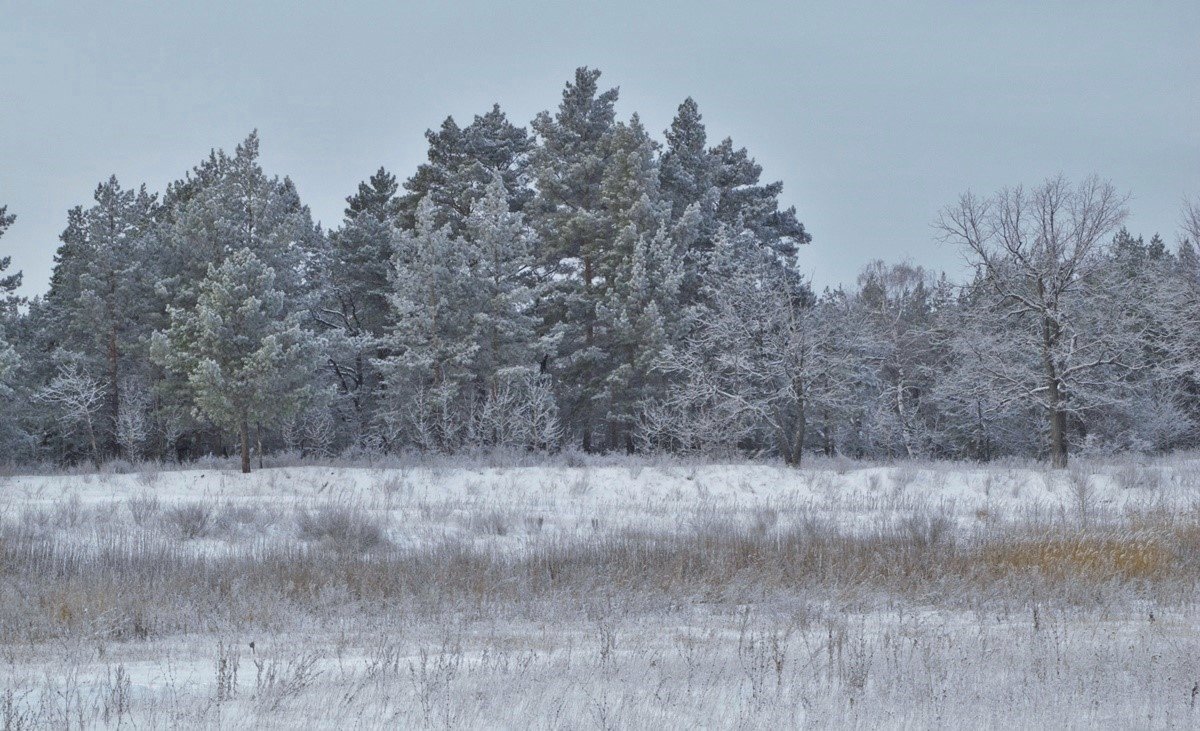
top-left (7, 456), bottom-right (1198, 544)
top-left (2, 456), bottom-right (1199, 728)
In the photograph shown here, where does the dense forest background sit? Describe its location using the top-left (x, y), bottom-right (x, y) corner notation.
top-left (2, 68), bottom-right (1199, 471)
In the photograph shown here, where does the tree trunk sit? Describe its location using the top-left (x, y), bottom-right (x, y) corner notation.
top-left (239, 419), bottom-right (251, 474)
top-left (1042, 315), bottom-right (1068, 469)
top-left (1049, 404), bottom-right (1068, 469)
top-left (85, 418), bottom-right (100, 468)
top-left (787, 408), bottom-right (806, 466)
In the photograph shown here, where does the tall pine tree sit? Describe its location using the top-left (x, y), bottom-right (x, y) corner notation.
top-left (152, 248), bottom-right (317, 473)
top-left (315, 167), bottom-right (401, 447)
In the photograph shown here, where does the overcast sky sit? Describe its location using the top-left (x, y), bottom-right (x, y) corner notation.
top-left (2, 0), bottom-right (1197, 295)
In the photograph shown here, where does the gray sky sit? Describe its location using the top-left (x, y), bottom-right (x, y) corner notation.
top-left (2, 0), bottom-right (1197, 295)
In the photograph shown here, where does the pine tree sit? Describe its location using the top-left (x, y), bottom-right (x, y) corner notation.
top-left (659, 98), bottom-right (812, 306)
top-left (461, 174), bottom-right (552, 448)
top-left (378, 197), bottom-right (480, 449)
top-left (0, 205), bottom-right (21, 320)
top-left (0, 328), bottom-right (15, 402)
top-left (530, 68), bottom-right (683, 450)
top-left (39, 177), bottom-right (159, 458)
top-left (156, 132), bottom-right (326, 313)
top-left (659, 98), bottom-right (714, 219)
top-left (400, 105), bottom-right (534, 234)
top-left (153, 132), bottom-right (326, 459)
top-left (0, 204), bottom-right (19, 416)
top-left (0, 205), bottom-right (34, 461)
top-left (463, 173), bottom-right (540, 390)
top-left (380, 174), bottom-right (545, 451)
top-left (152, 248), bottom-right (317, 473)
top-left (315, 167), bottom-right (401, 447)
top-left (601, 224), bottom-right (684, 450)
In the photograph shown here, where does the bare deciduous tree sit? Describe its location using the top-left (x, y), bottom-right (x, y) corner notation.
top-left (936, 175), bottom-right (1131, 467)
top-left (36, 359), bottom-right (108, 465)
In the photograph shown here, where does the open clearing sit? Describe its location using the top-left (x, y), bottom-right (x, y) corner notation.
top-left (3, 455), bottom-right (1200, 728)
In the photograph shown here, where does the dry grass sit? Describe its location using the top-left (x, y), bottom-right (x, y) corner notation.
top-left (3, 509), bottom-right (1200, 648)
top-left (6, 456), bottom-right (1200, 727)
top-left (978, 532), bottom-right (1175, 581)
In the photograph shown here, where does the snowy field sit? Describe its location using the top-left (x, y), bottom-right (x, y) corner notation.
top-left (3, 455), bottom-right (1200, 728)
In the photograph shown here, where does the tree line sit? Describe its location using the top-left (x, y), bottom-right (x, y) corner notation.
top-left (1, 68), bottom-right (1198, 471)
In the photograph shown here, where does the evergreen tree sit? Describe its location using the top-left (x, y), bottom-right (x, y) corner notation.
top-left (152, 248), bottom-right (317, 473)
top-left (659, 98), bottom-right (812, 306)
top-left (461, 174), bottom-right (551, 447)
top-left (463, 174), bottom-right (540, 391)
top-left (378, 197), bottom-right (480, 449)
top-left (659, 98), bottom-right (714, 220)
top-left (152, 132), bottom-right (326, 459)
top-left (315, 167), bottom-right (401, 447)
top-left (0, 205), bottom-right (21, 320)
top-left (400, 105), bottom-right (534, 234)
top-left (531, 68), bottom-right (679, 450)
top-left (0, 206), bottom-right (26, 458)
top-left (156, 132), bottom-right (325, 313)
top-left (601, 223), bottom-right (684, 450)
top-left (380, 176), bottom-right (545, 450)
top-left (38, 178), bottom-right (159, 458)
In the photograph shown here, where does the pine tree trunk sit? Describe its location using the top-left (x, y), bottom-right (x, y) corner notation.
top-left (239, 419), bottom-right (251, 474)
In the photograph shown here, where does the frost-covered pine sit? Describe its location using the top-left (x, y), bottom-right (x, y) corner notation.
top-left (0, 205), bottom-right (21, 319)
top-left (530, 67), bottom-right (621, 451)
top-left (315, 167), bottom-right (401, 447)
top-left (462, 174), bottom-right (540, 389)
top-left (400, 105), bottom-right (534, 234)
top-left (147, 133), bottom-right (326, 458)
top-left (0, 205), bottom-right (33, 459)
top-left (0, 205), bottom-right (17, 404)
top-left (461, 174), bottom-right (552, 449)
top-left (156, 132), bottom-right (325, 313)
top-left (381, 176), bottom-right (550, 450)
top-left (378, 197), bottom-right (480, 450)
top-left (41, 176), bottom-right (159, 458)
top-left (152, 248), bottom-right (317, 473)
top-left (0, 203), bottom-right (18, 363)
top-left (601, 222), bottom-right (684, 450)
top-left (0, 329), bottom-right (15, 403)
top-left (659, 97), bottom-right (811, 310)
top-left (659, 98), bottom-right (715, 221)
